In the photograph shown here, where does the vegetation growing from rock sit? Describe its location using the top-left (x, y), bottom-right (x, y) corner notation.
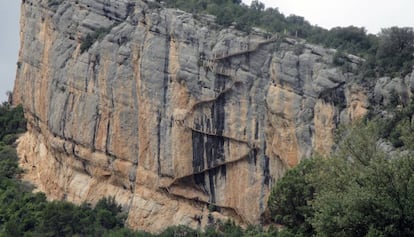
top-left (0, 102), bottom-right (282, 237)
top-left (11, 0), bottom-right (414, 235)
top-left (0, 103), bottom-right (143, 236)
top-left (268, 115), bottom-right (414, 236)
top-left (5, 101), bottom-right (413, 236)
top-left (164, 0), bottom-right (414, 77)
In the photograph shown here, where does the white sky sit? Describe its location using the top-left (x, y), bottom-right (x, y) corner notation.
top-left (0, 1), bottom-right (20, 103)
top-left (243, 0), bottom-right (413, 34)
top-left (0, 1), bottom-right (413, 102)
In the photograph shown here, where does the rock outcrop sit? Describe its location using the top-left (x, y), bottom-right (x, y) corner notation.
top-left (14, 0), bottom-right (371, 232)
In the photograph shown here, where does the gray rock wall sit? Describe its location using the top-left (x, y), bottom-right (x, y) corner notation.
top-left (14, 0), bottom-right (381, 232)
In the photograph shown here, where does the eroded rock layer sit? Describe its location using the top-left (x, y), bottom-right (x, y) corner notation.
top-left (14, 0), bottom-right (370, 232)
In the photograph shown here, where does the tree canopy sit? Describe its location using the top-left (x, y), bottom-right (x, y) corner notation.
top-left (163, 0), bottom-right (414, 77)
top-left (268, 116), bottom-right (414, 236)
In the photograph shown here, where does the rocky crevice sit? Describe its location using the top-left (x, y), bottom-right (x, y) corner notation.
top-left (12, 0), bottom-right (387, 233)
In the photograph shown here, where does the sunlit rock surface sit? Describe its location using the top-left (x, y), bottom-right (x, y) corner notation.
top-left (14, 0), bottom-right (373, 232)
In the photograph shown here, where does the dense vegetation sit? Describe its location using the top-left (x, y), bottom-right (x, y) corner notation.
top-left (163, 0), bottom-right (414, 77)
top-left (0, 103), bottom-right (142, 236)
top-left (7, 1), bottom-right (414, 236)
top-left (268, 104), bottom-right (414, 236)
top-left (0, 102), bottom-right (291, 237)
top-left (4, 104), bottom-right (413, 237)
top-left (0, 103), bottom-right (26, 145)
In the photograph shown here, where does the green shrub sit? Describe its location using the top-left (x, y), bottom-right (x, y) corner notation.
top-left (0, 104), bottom-right (26, 141)
top-left (164, 0), bottom-right (413, 77)
top-left (159, 225), bottom-right (200, 237)
top-left (268, 119), bottom-right (414, 236)
top-left (2, 134), bottom-right (18, 145)
top-left (268, 158), bottom-right (319, 235)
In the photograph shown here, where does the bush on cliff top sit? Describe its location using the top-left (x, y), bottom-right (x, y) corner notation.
top-left (164, 0), bottom-right (414, 77)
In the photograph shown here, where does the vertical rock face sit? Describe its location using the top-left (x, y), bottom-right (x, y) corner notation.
top-left (14, 0), bottom-right (368, 232)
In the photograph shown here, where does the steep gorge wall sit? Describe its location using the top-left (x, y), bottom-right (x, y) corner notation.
top-left (14, 0), bottom-right (370, 232)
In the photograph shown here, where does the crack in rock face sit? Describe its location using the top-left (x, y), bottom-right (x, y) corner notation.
top-left (14, 0), bottom-right (377, 233)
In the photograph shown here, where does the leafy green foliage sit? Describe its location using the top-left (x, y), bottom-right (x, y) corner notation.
top-left (376, 27), bottom-right (414, 76)
top-left (269, 120), bottom-right (414, 236)
top-left (0, 104), bottom-right (26, 143)
top-left (0, 146), bottom-right (21, 178)
top-left (0, 102), bottom-right (277, 237)
top-left (319, 26), bottom-right (375, 55)
top-left (155, 219), bottom-right (278, 237)
top-left (377, 102), bottom-right (414, 148)
top-left (311, 155), bottom-right (414, 236)
top-left (268, 158), bottom-right (318, 235)
top-left (164, 0), bottom-right (414, 77)
top-left (0, 103), bottom-right (151, 236)
top-left (164, 0), bottom-right (308, 35)
top-left (158, 225), bottom-right (199, 237)
top-left (0, 170), bottom-right (141, 236)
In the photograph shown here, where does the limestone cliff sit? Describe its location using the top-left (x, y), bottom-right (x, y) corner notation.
top-left (14, 0), bottom-right (373, 232)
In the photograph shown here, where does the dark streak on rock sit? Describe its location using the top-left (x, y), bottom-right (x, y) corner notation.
top-left (156, 111), bottom-right (162, 175)
top-left (248, 149), bottom-right (257, 166)
top-left (211, 94), bottom-right (225, 136)
top-left (156, 20), bottom-right (171, 176)
top-left (206, 118), bottom-right (211, 133)
top-left (263, 155), bottom-right (270, 186)
top-left (189, 71), bottom-right (229, 204)
top-left (192, 131), bottom-right (204, 173)
top-left (254, 120), bottom-right (259, 140)
top-left (194, 173), bottom-right (205, 188)
top-left (105, 114), bottom-right (111, 155)
top-left (221, 164), bottom-right (227, 179)
top-left (205, 135), bottom-right (225, 169)
top-left (125, 2), bottom-right (135, 20)
top-left (92, 111), bottom-right (100, 151)
top-left (208, 169), bottom-right (216, 203)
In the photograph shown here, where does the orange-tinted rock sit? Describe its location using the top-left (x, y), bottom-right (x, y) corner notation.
top-left (14, 0), bottom-right (369, 233)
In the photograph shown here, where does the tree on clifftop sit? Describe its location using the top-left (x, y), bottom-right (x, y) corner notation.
top-left (376, 27), bottom-right (414, 76)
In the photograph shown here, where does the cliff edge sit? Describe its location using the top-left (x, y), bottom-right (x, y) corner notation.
top-left (13, 0), bottom-right (376, 232)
